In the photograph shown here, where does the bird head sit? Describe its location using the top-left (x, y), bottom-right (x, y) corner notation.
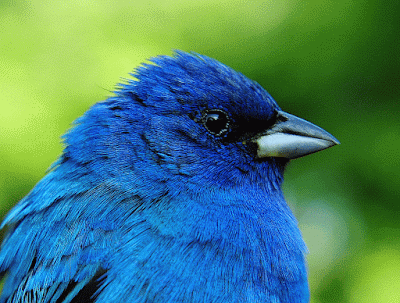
top-left (63, 51), bottom-right (339, 196)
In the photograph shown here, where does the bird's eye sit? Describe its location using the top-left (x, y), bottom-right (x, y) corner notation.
top-left (202, 109), bottom-right (230, 136)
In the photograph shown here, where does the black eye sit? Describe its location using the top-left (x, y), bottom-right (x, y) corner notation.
top-left (202, 109), bottom-right (230, 136)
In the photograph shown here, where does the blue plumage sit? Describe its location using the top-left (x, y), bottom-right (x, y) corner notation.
top-left (0, 51), bottom-right (338, 302)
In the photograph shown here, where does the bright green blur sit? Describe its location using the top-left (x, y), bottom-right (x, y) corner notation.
top-left (1, 1), bottom-right (399, 302)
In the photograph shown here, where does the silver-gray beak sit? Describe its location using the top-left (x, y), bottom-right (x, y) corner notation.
top-left (254, 111), bottom-right (340, 159)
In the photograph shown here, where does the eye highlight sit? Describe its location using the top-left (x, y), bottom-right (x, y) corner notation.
top-left (202, 109), bottom-right (230, 136)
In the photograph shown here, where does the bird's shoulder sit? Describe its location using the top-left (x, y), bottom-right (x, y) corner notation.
top-left (0, 178), bottom-right (144, 303)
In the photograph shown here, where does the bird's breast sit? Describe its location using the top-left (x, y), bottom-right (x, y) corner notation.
top-left (122, 187), bottom-right (309, 301)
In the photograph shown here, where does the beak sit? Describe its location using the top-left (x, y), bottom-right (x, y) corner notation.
top-left (254, 111), bottom-right (340, 159)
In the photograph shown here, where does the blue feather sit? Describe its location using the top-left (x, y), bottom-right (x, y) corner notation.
top-left (0, 51), bottom-right (339, 302)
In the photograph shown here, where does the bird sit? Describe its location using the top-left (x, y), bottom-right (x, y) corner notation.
top-left (0, 51), bottom-right (339, 303)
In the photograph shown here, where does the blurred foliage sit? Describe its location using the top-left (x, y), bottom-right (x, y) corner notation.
top-left (1, 0), bottom-right (399, 302)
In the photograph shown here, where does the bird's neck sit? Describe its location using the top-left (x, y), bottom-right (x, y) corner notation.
top-left (150, 182), bottom-right (305, 249)
top-left (135, 183), bottom-right (308, 300)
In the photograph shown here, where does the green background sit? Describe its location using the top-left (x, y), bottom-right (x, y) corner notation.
top-left (1, 1), bottom-right (399, 302)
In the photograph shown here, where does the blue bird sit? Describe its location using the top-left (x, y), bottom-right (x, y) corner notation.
top-left (0, 51), bottom-right (339, 303)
